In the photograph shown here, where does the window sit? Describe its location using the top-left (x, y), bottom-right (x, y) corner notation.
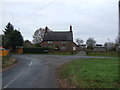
top-left (73, 47), bottom-right (76, 51)
top-left (61, 46), bottom-right (66, 50)
top-left (61, 41), bottom-right (66, 44)
top-left (48, 41), bottom-right (52, 44)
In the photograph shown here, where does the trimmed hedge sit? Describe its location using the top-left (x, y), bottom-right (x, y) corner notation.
top-left (23, 47), bottom-right (52, 54)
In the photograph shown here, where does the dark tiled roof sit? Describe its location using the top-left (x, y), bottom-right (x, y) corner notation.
top-left (43, 31), bottom-right (73, 41)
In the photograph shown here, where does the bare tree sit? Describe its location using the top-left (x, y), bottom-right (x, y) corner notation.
top-left (32, 27), bottom-right (51, 44)
top-left (104, 42), bottom-right (115, 51)
top-left (86, 37), bottom-right (96, 49)
top-left (76, 38), bottom-right (84, 45)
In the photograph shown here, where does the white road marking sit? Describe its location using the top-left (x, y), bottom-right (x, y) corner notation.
top-left (3, 61), bottom-right (32, 88)
top-left (3, 70), bottom-right (25, 88)
top-left (28, 62), bottom-right (32, 67)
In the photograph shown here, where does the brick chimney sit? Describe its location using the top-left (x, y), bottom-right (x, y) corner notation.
top-left (45, 26), bottom-right (48, 33)
top-left (70, 25), bottom-right (72, 32)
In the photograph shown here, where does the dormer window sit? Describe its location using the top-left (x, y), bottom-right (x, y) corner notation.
top-left (61, 41), bottom-right (66, 44)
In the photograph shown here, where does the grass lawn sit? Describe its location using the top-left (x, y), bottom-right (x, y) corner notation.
top-left (87, 51), bottom-right (119, 57)
top-left (57, 58), bottom-right (119, 88)
top-left (2, 56), bottom-right (16, 69)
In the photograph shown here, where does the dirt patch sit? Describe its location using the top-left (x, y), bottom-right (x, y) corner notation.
top-left (56, 65), bottom-right (76, 88)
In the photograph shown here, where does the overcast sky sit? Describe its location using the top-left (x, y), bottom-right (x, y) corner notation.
top-left (0, 0), bottom-right (119, 44)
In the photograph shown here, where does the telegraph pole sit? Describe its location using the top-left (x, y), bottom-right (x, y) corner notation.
top-left (118, 1), bottom-right (120, 85)
top-left (118, 0), bottom-right (120, 45)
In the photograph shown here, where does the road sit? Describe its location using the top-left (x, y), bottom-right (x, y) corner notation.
top-left (2, 54), bottom-right (113, 88)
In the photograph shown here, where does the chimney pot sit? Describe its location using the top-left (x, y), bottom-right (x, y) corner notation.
top-left (45, 26), bottom-right (48, 33)
top-left (70, 25), bottom-right (72, 32)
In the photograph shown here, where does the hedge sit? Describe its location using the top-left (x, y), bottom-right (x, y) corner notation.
top-left (23, 47), bottom-right (52, 54)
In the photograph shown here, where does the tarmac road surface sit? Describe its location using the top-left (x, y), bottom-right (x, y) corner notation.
top-left (2, 54), bottom-right (114, 88)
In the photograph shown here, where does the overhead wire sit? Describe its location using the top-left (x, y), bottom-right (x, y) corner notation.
top-left (13, 0), bottom-right (57, 24)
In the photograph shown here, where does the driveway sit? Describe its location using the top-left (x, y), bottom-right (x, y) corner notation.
top-left (2, 54), bottom-right (113, 88)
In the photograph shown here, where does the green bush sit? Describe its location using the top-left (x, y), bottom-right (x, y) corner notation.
top-left (23, 47), bottom-right (52, 54)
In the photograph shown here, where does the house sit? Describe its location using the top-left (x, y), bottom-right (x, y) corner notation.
top-left (40, 25), bottom-right (78, 52)
top-left (93, 44), bottom-right (106, 51)
top-left (78, 44), bottom-right (87, 51)
top-left (116, 45), bottom-right (120, 51)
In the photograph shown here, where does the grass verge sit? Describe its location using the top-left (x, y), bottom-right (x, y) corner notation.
top-left (2, 56), bottom-right (17, 69)
top-left (87, 51), bottom-right (118, 57)
top-left (57, 58), bottom-right (119, 88)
